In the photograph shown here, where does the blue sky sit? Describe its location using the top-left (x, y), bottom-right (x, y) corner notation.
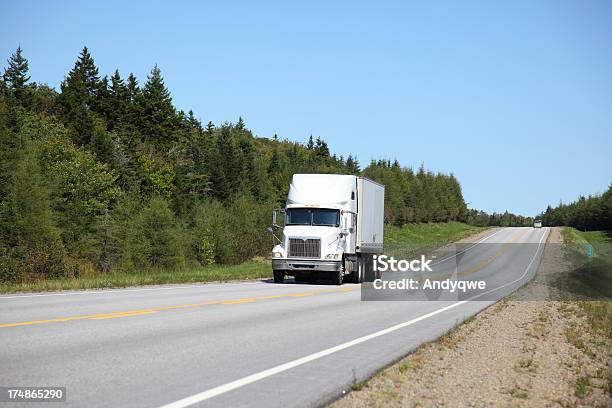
top-left (2, 0), bottom-right (611, 216)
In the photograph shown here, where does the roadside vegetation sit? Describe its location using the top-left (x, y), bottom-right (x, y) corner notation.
top-left (560, 227), bottom-right (612, 300)
top-left (561, 227), bottom-right (611, 334)
top-left (541, 183), bottom-right (612, 231)
top-left (385, 222), bottom-right (485, 246)
top-left (0, 260), bottom-right (271, 293)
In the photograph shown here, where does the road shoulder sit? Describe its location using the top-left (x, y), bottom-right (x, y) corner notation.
top-left (333, 227), bottom-right (611, 407)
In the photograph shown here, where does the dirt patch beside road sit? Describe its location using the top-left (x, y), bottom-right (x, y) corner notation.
top-left (333, 228), bottom-right (611, 407)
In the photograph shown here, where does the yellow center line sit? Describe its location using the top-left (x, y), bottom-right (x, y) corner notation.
top-left (0, 287), bottom-right (353, 329)
top-left (89, 310), bottom-right (158, 320)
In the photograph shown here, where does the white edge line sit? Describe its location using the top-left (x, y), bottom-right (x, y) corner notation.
top-left (0, 227), bottom-right (505, 300)
top-left (430, 227), bottom-right (505, 266)
top-left (0, 281), bottom-right (263, 300)
top-left (157, 227), bottom-right (549, 408)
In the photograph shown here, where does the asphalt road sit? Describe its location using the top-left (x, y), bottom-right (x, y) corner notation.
top-left (0, 227), bottom-right (549, 408)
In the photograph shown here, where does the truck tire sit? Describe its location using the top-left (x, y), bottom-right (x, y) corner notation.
top-left (362, 254), bottom-right (376, 282)
top-left (331, 269), bottom-right (343, 285)
top-left (273, 270), bottom-right (285, 283)
top-left (351, 260), bottom-right (363, 283)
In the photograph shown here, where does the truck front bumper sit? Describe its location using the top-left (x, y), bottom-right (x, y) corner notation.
top-left (272, 259), bottom-right (342, 272)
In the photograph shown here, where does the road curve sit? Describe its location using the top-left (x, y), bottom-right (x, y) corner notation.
top-left (0, 227), bottom-right (549, 408)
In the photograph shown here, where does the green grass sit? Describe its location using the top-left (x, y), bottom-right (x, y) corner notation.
top-left (0, 260), bottom-right (272, 293)
top-left (559, 227), bottom-right (612, 300)
top-left (562, 227), bottom-right (597, 245)
top-left (384, 222), bottom-right (487, 246)
top-left (559, 228), bottom-right (612, 400)
top-left (561, 227), bottom-right (612, 341)
top-left (575, 375), bottom-right (591, 397)
top-left (384, 222), bottom-right (488, 259)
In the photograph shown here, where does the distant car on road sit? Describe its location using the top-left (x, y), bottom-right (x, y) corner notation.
top-left (533, 220), bottom-right (542, 228)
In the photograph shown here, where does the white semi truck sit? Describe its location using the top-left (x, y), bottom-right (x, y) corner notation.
top-left (270, 174), bottom-right (385, 285)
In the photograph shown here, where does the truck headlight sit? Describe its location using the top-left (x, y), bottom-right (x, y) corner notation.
top-left (325, 253), bottom-right (341, 260)
top-left (272, 252), bottom-right (283, 258)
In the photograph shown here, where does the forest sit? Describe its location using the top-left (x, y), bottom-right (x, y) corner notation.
top-left (1, 46), bottom-right (523, 283)
top-left (539, 184), bottom-right (612, 231)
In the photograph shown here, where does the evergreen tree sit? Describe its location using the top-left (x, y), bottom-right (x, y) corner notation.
top-left (314, 137), bottom-right (330, 161)
top-left (306, 135), bottom-right (314, 150)
top-left (92, 75), bottom-right (112, 122)
top-left (74, 46), bottom-right (100, 101)
top-left (126, 73), bottom-right (139, 102)
top-left (345, 154), bottom-right (360, 173)
top-left (0, 139), bottom-right (68, 280)
top-left (108, 69), bottom-right (129, 130)
top-left (124, 73), bottom-right (141, 129)
top-left (186, 110), bottom-right (201, 131)
top-left (2, 46), bottom-right (31, 103)
top-left (236, 116), bottom-right (245, 130)
top-left (137, 65), bottom-right (177, 149)
top-left (60, 47), bottom-right (101, 112)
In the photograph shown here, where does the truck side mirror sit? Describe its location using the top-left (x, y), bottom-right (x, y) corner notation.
top-left (340, 229), bottom-right (350, 237)
top-left (266, 227), bottom-right (273, 233)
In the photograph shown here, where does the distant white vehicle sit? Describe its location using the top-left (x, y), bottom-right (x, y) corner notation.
top-left (269, 174), bottom-right (385, 285)
top-left (533, 220), bottom-right (542, 228)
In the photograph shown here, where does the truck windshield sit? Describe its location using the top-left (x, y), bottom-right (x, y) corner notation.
top-left (286, 209), bottom-right (340, 227)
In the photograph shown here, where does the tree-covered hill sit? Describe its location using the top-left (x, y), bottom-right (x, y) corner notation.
top-left (1, 46), bottom-right (473, 282)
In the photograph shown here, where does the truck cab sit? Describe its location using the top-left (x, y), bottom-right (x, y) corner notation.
top-left (270, 174), bottom-right (384, 285)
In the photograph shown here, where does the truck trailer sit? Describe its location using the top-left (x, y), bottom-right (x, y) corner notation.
top-left (270, 174), bottom-right (385, 285)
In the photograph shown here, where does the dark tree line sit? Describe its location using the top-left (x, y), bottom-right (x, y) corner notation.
top-left (361, 160), bottom-right (467, 224)
top-left (539, 184), bottom-right (612, 231)
top-left (1, 46), bottom-right (471, 282)
top-left (465, 209), bottom-right (534, 227)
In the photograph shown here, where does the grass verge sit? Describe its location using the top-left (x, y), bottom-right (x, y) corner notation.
top-left (384, 222), bottom-right (487, 246)
top-left (560, 227), bottom-right (612, 300)
top-left (562, 227), bottom-right (612, 400)
top-left (563, 227), bottom-right (612, 332)
top-left (0, 260), bottom-right (271, 293)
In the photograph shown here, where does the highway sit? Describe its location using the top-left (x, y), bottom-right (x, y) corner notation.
top-left (0, 227), bottom-right (549, 408)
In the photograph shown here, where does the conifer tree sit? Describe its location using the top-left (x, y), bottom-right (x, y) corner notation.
top-left (108, 69), bottom-right (129, 130)
top-left (2, 46), bottom-right (31, 103)
top-left (60, 47), bottom-right (101, 112)
top-left (74, 46), bottom-right (100, 100)
top-left (137, 65), bottom-right (177, 148)
top-left (306, 135), bottom-right (314, 150)
top-left (126, 73), bottom-right (139, 102)
top-left (236, 116), bottom-right (245, 130)
top-left (124, 73), bottom-right (141, 129)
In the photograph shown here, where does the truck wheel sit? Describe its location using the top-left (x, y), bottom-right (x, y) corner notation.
top-left (362, 254), bottom-right (375, 282)
top-left (351, 262), bottom-right (363, 284)
top-left (273, 270), bottom-right (285, 283)
top-left (331, 269), bottom-right (343, 285)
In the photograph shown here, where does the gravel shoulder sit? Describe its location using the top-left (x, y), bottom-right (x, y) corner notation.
top-left (333, 227), bottom-right (611, 407)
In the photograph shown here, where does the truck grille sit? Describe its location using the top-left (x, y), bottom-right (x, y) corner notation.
top-left (288, 238), bottom-right (321, 258)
